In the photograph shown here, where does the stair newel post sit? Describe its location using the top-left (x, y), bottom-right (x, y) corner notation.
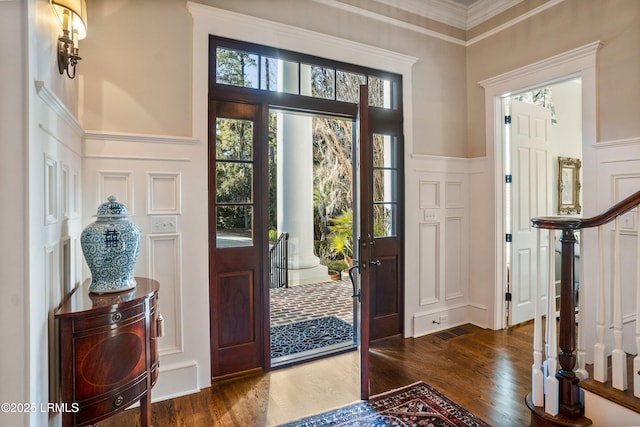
top-left (556, 227), bottom-right (583, 417)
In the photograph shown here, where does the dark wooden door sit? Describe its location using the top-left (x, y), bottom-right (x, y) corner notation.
top-left (368, 118), bottom-right (404, 342)
top-left (358, 85), bottom-right (404, 398)
top-left (358, 86), bottom-right (371, 400)
top-left (358, 88), bottom-right (404, 344)
top-left (209, 101), bottom-right (268, 377)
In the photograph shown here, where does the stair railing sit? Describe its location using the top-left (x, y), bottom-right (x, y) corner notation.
top-left (269, 232), bottom-right (289, 289)
top-left (528, 190), bottom-right (640, 422)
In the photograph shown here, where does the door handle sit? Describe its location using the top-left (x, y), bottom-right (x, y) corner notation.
top-left (369, 259), bottom-right (381, 266)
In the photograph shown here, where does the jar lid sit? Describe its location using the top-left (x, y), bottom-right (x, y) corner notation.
top-left (95, 195), bottom-right (129, 218)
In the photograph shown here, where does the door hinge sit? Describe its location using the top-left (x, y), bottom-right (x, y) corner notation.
top-left (505, 115), bottom-right (511, 125)
top-left (505, 292), bottom-right (512, 302)
top-left (505, 233), bottom-right (512, 242)
top-left (505, 174), bottom-right (512, 183)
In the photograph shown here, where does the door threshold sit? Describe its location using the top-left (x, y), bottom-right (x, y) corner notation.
top-left (271, 343), bottom-right (357, 369)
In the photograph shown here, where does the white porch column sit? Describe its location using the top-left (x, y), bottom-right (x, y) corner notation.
top-left (277, 61), bottom-right (329, 285)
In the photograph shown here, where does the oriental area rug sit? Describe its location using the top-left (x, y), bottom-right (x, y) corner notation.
top-left (278, 381), bottom-right (491, 427)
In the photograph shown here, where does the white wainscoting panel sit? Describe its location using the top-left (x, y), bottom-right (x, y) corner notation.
top-left (45, 154), bottom-right (58, 224)
top-left (445, 216), bottom-right (464, 300)
top-left (148, 172), bottom-right (182, 214)
top-left (97, 170), bottom-right (134, 214)
top-left (419, 222), bottom-right (440, 305)
top-left (419, 180), bottom-right (440, 209)
top-left (445, 181), bottom-right (464, 209)
top-left (148, 234), bottom-right (183, 355)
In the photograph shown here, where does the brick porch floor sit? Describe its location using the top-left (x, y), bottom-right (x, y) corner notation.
top-left (269, 279), bottom-right (354, 327)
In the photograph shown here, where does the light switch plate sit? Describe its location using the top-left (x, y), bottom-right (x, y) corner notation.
top-left (151, 216), bottom-right (177, 233)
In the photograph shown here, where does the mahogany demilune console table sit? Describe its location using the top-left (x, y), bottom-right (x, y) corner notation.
top-left (55, 277), bottom-right (160, 426)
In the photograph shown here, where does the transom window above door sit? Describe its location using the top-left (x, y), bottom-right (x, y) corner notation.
top-left (212, 38), bottom-right (401, 111)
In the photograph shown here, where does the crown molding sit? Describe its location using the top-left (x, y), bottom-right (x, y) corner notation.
top-left (374, 0), bottom-right (467, 29)
top-left (467, 0), bottom-right (522, 29)
top-left (312, 0), bottom-right (466, 45)
top-left (317, 0), bottom-right (565, 46)
top-left (334, 0), bottom-right (523, 31)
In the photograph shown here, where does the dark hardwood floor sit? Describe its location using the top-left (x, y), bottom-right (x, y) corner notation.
top-left (98, 322), bottom-right (534, 427)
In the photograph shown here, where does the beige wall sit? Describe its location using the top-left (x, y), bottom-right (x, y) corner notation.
top-left (80, 0), bottom-right (468, 157)
top-left (466, 0), bottom-right (640, 157)
top-left (81, 0), bottom-right (193, 135)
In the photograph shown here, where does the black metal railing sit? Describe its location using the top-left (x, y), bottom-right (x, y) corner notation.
top-left (269, 232), bottom-right (289, 289)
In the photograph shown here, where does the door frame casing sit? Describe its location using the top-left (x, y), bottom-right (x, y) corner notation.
top-left (479, 41), bottom-right (601, 330)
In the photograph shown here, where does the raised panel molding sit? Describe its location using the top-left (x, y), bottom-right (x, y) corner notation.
top-left (45, 154), bottom-right (58, 225)
top-left (419, 222), bottom-right (440, 305)
top-left (445, 181), bottom-right (464, 209)
top-left (148, 234), bottom-right (184, 356)
top-left (419, 181), bottom-right (440, 209)
top-left (97, 170), bottom-right (134, 215)
top-left (148, 172), bottom-right (182, 214)
top-left (445, 216), bottom-right (464, 300)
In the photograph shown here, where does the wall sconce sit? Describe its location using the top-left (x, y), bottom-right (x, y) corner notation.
top-left (50, 0), bottom-right (87, 79)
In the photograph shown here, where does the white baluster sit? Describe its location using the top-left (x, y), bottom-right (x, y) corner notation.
top-left (594, 226), bottom-right (607, 382)
top-left (634, 216), bottom-right (640, 397)
top-left (612, 217), bottom-right (628, 391)
top-left (532, 228), bottom-right (544, 406)
top-left (576, 229), bottom-right (588, 381)
top-left (545, 229), bottom-right (559, 415)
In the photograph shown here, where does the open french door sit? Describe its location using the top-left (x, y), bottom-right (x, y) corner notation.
top-left (209, 100), bottom-right (268, 377)
top-left (357, 86), bottom-right (404, 399)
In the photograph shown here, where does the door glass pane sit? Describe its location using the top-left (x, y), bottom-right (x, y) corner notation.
top-left (261, 57), bottom-right (300, 94)
top-left (301, 64), bottom-right (335, 100)
top-left (373, 134), bottom-right (396, 168)
top-left (216, 162), bottom-right (252, 203)
top-left (373, 169), bottom-right (397, 202)
top-left (216, 48), bottom-right (260, 89)
top-left (216, 118), bottom-right (253, 160)
top-left (337, 71), bottom-right (366, 103)
top-left (372, 132), bottom-right (397, 237)
top-left (216, 206), bottom-right (253, 247)
top-left (368, 76), bottom-right (392, 109)
top-left (373, 203), bottom-right (395, 237)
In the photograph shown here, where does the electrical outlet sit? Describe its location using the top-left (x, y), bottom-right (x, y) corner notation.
top-left (439, 315), bottom-right (449, 324)
top-left (151, 216), bottom-right (177, 233)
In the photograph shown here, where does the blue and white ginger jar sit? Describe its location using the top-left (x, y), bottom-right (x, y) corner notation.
top-left (81, 195), bottom-right (141, 293)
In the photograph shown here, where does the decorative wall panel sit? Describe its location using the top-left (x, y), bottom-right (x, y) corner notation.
top-left (419, 222), bottom-right (439, 305)
top-left (148, 172), bottom-right (181, 214)
top-left (445, 216), bottom-right (463, 300)
top-left (97, 170), bottom-right (134, 214)
top-left (445, 182), bottom-right (464, 209)
top-left (45, 155), bottom-right (58, 224)
top-left (62, 164), bottom-right (70, 218)
top-left (419, 181), bottom-right (440, 209)
top-left (148, 234), bottom-right (183, 355)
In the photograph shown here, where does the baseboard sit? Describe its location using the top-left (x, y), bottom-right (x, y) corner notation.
top-left (412, 304), bottom-right (478, 337)
top-left (151, 360), bottom-right (200, 403)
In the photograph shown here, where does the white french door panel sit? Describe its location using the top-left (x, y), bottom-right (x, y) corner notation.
top-left (509, 100), bottom-right (551, 325)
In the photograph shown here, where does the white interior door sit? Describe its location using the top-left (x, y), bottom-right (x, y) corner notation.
top-left (509, 100), bottom-right (551, 325)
